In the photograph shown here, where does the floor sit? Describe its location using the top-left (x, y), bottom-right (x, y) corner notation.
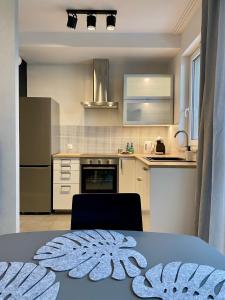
top-left (20, 212), bottom-right (150, 232)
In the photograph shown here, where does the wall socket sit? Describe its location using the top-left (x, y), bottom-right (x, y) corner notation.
top-left (67, 143), bottom-right (73, 150)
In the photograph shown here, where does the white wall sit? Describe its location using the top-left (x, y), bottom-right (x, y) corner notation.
top-left (27, 59), bottom-right (171, 126)
top-left (181, 7), bottom-right (202, 54)
top-left (170, 6), bottom-right (201, 133)
top-left (0, 0), bottom-right (19, 234)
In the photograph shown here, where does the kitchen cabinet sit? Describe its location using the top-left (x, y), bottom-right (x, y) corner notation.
top-left (124, 74), bottom-right (173, 100)
top-left (119, 158), bottom-right (150, 212)
top-left (123, 74), bottom-right (174, 125)
top-left (135, 160), bottom-right (150, 211)
top-left (119, 158), bottom-right (136, 193)
top-left (53, 158), bottom-right (80, 210)
top-left (123, 99), bottom-right (173, 125)
top-left (149, 167), bottom-right (197, 235)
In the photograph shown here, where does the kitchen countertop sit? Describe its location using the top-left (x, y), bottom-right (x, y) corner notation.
top-left (53, 153), bottom-right (197, 168)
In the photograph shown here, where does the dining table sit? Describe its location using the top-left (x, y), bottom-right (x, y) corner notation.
top-left (0, 230), bottom-right (225, 299)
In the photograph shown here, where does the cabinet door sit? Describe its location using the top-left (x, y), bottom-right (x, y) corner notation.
top-left (119, 158), bottom-right (136, 193)
top-left (53, 183), bottom-right (79, 210)
top-left (123, 99), bottom-right (173, 125)
top-left (135, 160), bottom-right (150, 211)
top-left (20, 97), bottom-right (51, 165)
top-left (20, 166), bottom-right (51, 213)
top-left (150, 168), bottom-right (197, 235)
top-left (124, 74), bottom-right (173, 100)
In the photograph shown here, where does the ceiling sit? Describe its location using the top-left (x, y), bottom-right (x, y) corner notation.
top-left (20, 46), bottom-right (179, 64)
top-left (19, 0), bottom-right (201, 63)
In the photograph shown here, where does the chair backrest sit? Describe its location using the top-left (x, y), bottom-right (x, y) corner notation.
top-left (71, 193), bottom-right (143, 231)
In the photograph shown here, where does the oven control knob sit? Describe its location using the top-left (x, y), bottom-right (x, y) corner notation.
top-left (107, 160), bottom-right (110, 164)
top-left (98, 159), bottom-right (101, 164)
top-left (89, 159), bottom-right (93, 164)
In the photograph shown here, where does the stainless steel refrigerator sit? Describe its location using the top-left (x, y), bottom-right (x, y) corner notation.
top-left (20, 97), bottom-right (60, 213)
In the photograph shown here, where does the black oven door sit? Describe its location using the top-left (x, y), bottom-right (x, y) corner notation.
top-left (81, 165), bottom-right (117, 193)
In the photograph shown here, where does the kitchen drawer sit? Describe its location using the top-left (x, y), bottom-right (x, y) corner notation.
top-left (53, 183), bottom-right (79, 210)
top-left (53, 158), bottom-right (80, 171)
top-left (53, 170), bottom-right (80, 184)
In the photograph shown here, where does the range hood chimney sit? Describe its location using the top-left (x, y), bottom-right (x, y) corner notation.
top-left (81, 59), bottom-right (118, 109)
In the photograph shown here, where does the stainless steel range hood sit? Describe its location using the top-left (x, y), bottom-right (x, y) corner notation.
top-left (81, 59), bottom-right (118, 109)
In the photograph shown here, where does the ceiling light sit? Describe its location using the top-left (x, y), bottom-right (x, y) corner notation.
top-left (106, 15), bottom-right (116, 31)
top-left (87, 14), bottom-right (96, 31)
top-left (67, 13), bottom-right (77, 30)
top-left (66, 9), bottom-right (117, 31)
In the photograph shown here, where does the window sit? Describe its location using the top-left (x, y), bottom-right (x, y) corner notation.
top-left (189, 49), bottom-right (201, 143)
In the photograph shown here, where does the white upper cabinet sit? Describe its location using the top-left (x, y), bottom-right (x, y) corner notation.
top-left (123, 99), bottom-right (173, 125)
top-left (124, 74), bottom-right (173, 100)
top-left (123, 74), bottom-right (174, 125)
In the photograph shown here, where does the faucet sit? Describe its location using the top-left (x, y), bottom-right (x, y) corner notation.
top-left (174, 130), bottom-right (191, 151)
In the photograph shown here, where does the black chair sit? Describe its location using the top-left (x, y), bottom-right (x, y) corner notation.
top-left (71, 193), bottom-right (143, 231)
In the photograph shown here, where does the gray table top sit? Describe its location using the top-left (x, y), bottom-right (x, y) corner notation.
top-left (0, 230), bottom-right (225, 300)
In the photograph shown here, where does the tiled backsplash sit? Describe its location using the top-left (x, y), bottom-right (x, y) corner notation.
top-left (59, 125), bottom-right (180, 154)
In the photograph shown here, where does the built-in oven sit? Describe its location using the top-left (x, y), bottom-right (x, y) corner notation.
top-left (80, 158), bottom-right (118, 193)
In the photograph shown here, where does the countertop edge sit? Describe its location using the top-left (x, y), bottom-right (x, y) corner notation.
top-left (53, 153), bottom-right (197, 168)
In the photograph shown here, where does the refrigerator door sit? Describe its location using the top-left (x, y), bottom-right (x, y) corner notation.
top-left (51, 99), bottom-right (60, 155)
top-left (20, 166), bottom-right (51, 213)
top-left (20, 97), bottom-right (51, 166)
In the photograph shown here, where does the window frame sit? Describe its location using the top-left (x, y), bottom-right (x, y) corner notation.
top-left (189, 47), bottom-right (200, 147)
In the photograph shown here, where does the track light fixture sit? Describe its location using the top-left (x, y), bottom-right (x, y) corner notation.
top-left (106, 14), bottom-right (116, 31)
top-left (67, 13), bottom-right (77, 30)
top-left (66, 9), bottom-right (117, 31)
top-left (87, 14), bottom-right (96, 31)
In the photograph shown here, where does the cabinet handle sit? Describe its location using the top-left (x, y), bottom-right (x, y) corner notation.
top-left (61, 171), bottom-right (71, 174)
top-left (61, 159), bottom-right (71, 166)
top-left (61, 185), bottom-right (71, 193)
top-left (143, 167), bottom-right (148, 171)
top-left (120, 159), bottom-right (123, 170)
top-left (61, 166), bottom-right (71, 172)
top-left (61, 172), bottom-right (71, 180)
top-left (137, 177), bottom-right (142, 181)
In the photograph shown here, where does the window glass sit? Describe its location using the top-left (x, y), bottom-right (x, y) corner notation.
top-left (191, 54), bottom-right (200, 140)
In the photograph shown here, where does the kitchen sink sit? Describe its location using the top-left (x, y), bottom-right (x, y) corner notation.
top-left (145, 157), bottom-right (186, 162)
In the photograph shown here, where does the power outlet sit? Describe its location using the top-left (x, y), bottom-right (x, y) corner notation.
top-left (67, 143), bottom-right (73, 150)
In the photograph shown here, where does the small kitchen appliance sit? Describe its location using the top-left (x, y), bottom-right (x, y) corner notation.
top-left (143, 141), bottom-right (154, 154)
top-left (155, 137), bottom-right (166, 154)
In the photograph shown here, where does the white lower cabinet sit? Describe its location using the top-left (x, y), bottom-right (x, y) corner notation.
top-left (53, 183), bottom-right (79, 210)
top-left (118, 158), bottom-right (197, 235)
top-left (119, 158), bottom-right (150, 212)
top-left (53, 158), bottom-right (80, 210)
top-left (119, 158), bottom-right (136, 193)
top-left (135, 160), bottom-right (150, 211)
top-left (150, 167), bottom-right (197, 235)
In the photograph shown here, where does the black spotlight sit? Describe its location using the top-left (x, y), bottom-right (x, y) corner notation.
top-left (106, 14), bottom-right (116, 31)
top-left (87, 14), bottom-right (96, 31)
top-left (67, 14), bottom-right (77, 30)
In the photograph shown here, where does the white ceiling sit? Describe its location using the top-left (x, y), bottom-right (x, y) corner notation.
top-left (19, 0), bottom-right (201, 63)
top-left (19, 0), bottom-right (200, 33)
top-left (20, 46), bottom-right (179, 64)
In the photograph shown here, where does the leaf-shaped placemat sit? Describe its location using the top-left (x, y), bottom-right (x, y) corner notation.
top-left (34, 229), bottom-right (147, 281)
top-left (0, 262), bottom-right (59, 299)
top-left (132, 261), bottom-right (225, 299)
